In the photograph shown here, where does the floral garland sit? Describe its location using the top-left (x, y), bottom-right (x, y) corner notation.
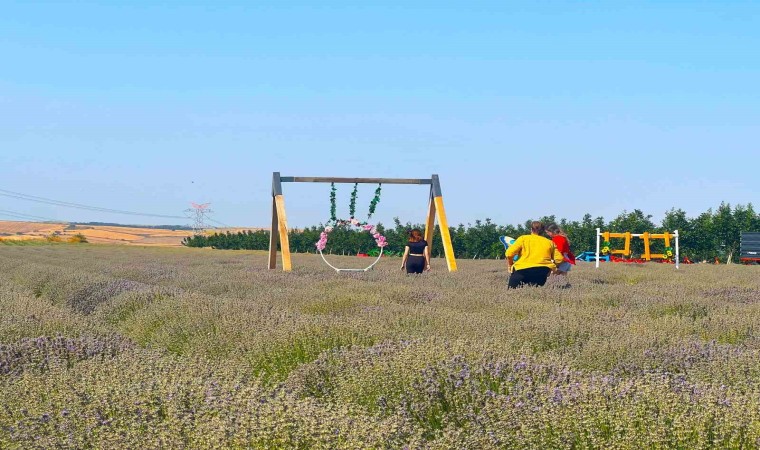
top-left (329, 183), bottom-right (337, 223)
top-left (367, 184), bottom-right (382, 218)
top-left (601, 241), bottom-right (611, 255)
top-left (316, 218), bottom-right (387, 251)
top-left (664, 246), bottom-right (674, 260)
top-left (348, 183), bottom-right (358, 219)
top-left (318, 183), bottom-right (386, 252)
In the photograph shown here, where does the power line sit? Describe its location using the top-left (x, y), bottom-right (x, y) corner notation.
top-left (0, 211), bottom-right (50, 221)
top-left (0, 188), bottom-right (187, 220)
top-left (207, 217), bottom-right (231, 228)
top-left (0, 209), bottom-right (62, 222)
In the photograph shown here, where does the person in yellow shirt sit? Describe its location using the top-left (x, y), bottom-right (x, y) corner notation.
top-left (506, 221), bottom-right (564, 288)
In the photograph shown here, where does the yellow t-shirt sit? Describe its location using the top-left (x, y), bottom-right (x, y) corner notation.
top-left (506, 234), bottom-right (564, 271)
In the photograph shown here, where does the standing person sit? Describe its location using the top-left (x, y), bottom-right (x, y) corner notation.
top-left (545, 223), bottom-right (575, 276)
top-left (400, 229), bottom-right (431, 274)
top-left (506, 221), bottom-right (564, 288)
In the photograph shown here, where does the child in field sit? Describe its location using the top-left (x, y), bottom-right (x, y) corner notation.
top-left (545, 223), bottom-right (575, 275)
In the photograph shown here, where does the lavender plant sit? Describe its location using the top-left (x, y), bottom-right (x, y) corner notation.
top-left (1, 245), bottom-right (759, 448)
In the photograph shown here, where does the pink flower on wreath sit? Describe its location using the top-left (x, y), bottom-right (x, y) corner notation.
top-left (315, 220), bottom-right (387, 251)
top-left (316, 230), bottom-right (330, 251)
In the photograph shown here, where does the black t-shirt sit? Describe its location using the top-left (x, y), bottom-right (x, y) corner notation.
top-left (407, 240), bottom-right (428, 255)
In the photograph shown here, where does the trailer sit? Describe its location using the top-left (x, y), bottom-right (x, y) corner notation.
top-left (740, 232), bottom-right (760, 264)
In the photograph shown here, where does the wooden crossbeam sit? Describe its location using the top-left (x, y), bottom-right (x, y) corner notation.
top-left (281, 177), bottom-right (432, 185)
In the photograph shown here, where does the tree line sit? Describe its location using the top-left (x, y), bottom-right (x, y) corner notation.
top-left (182, 202), bottom-right (760, 263)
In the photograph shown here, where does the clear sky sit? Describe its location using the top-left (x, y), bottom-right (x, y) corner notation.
top-left (2, 1), bottom-right (758, 228)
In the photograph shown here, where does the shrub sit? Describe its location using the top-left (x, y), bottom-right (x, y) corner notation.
top-left (67, 233), bottom-right (88, 244)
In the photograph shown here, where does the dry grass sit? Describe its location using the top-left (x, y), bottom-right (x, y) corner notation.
top-left (1, 245), bottom-right (759, 448)
top-left (0, 234), bottom-right (50, 241)
top-left (0, 220), bottom-right (65, 236)
top-left (0, 220), bottom-right (264, 247)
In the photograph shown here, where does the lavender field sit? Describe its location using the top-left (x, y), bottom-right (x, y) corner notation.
top-left (1, 244), bottom-right (759, 449)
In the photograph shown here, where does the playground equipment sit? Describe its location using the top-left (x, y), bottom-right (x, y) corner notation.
top-left (595, 228), bottom-right (680, 269)
top-left (576, 251), bottom-right (609, 262)
top-left (268, 173), bottom-right (457, 272)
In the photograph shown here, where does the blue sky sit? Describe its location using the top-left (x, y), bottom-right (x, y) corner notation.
top-left (2, 1), bottom-right (758, 228)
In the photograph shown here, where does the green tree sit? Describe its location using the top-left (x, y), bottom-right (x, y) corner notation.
top-left (607, 209), bottom-right (656, 256)
top-left (712, 202), bottom-right (739, 263)
top-left (733, 203), bottom-right (758, 233)
top-left (564, 213), bottom-right (605, 254)
top-left (690, 210), bottom-right (715, 261)
top-left (661, 208), bottom-right (693, 259)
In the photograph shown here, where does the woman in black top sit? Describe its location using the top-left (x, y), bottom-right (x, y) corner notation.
top-left (401, 229), bottom-right (430, 274)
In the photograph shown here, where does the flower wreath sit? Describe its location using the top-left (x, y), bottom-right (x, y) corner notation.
top-left (663, 246), bottom-right (674, 260)
top-left (317, 182), bottom-right (387, 251)
top-left (316, 219), bottom-right (388, 251)
top-left (601, 241), bottom-right (612, 255)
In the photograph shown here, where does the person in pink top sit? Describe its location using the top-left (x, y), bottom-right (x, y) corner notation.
top-left (545, 223), bottom-right (575, 276)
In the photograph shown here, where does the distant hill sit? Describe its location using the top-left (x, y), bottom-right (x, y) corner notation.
top-left (74, 221), bottom-right (194, 231)
top-left (0, 220), bottom-right (264, 247)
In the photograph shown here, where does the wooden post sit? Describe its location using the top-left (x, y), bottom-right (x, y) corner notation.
top-left (268, 196), bottom-right (279, 269)
top-left (268, 172), bottom-right (292, 271)
top-left (275, 195), bottom-right (292, 271)
top-left (424, 187), bottom-right (436, 245)
top-left (431, 174), bottom-right (457, 272)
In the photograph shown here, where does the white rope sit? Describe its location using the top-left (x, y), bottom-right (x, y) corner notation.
top-left (319, 247), bottom-right (384, 273)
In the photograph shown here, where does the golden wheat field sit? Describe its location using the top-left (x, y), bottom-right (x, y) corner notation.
top-left (0, 221), bottom-right (260, 246)
top-left (1, 244), bottom-right (759, 448)
top-left (0, 220), bottom-right (66, 236)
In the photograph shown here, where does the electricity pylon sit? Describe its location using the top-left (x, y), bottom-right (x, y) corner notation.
top-left (185, 202), bottom-right (212, 235)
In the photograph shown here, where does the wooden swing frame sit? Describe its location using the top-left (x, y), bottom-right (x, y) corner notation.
top-left (268, 172), bottom-right (458, 272)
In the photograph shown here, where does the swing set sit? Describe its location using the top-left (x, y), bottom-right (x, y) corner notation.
top-left (267, 172), bottom-right (458, 272)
